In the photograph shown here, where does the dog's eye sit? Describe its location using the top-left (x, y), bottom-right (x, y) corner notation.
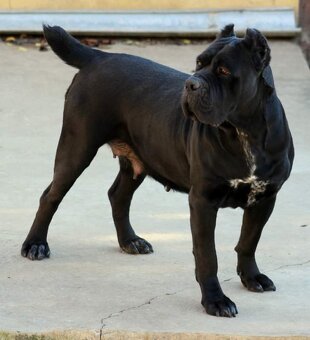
top-left (196, 60), bottom-right (202, 68)
top-left (217, 66), bottom-right (231, 76)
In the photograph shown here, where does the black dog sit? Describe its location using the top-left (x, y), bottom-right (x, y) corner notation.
top-left (22, 24), bottom-right (294, 317)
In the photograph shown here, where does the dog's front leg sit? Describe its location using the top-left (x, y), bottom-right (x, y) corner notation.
top-left (235, 195), bottom-right (277, 292)
top-left (189, 187), bottom-right (238, 317)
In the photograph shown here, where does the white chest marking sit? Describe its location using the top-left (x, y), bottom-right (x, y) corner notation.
top-left (229, 130), bottom-right (269, 206)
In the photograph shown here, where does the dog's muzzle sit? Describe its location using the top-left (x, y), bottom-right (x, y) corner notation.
top-left (182, 76), bottom-right (226, 127)
top-left (182, 76), bottom-right (207, 121)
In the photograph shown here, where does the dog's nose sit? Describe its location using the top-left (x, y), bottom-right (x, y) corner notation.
top-left (185, 77), bottom-right (201, 92)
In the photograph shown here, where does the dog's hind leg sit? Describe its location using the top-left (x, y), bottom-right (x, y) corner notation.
top-left (108, 157), bottom-right (153, 254)
top-left (21, 123), bottom-right (103, 260)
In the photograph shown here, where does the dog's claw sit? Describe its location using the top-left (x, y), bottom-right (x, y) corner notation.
top-left (165, 185), bottom-right (171, 192)
top-left (37, 244), bottom-right (49, 260)
top-left (240, 273), bottom-right (276, 292)
top-left (21, 242), bottom-right (50, 260)
top-left (27, 245), bottom-right (38, 260)
top-left (256, 273), bottom-right (276, 291)
top-left (204, 295), bottom-right (238, 318)
top-left (121, 237), bottom-right (153, 255)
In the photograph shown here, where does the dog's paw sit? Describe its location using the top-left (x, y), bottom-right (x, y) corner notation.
top-left (240, 273), bottom-right (276, 292)
top-left (120, 237), bottom-right (153, 255)
top-left (203, 295), bottom-right (238, 318)
top-left (21, 241), bottom-right (50, 260)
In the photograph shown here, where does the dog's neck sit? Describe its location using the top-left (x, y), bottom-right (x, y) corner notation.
top-left (227, 89), bottom-right (271, 141)
top-left (227, 74), bottom-right (273, 135)
top-left (226, 91), bottom-right (288, 162)
top-left (227, 110), bottom-right (265, 142)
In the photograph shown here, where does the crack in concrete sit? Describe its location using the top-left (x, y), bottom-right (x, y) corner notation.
top-left (219, 260), bottom-right (310, 284)
top-left (99, 288), bottom-right (187, 339)
top-left (269, 259), bottom-right (310, 272)
top-left (98, 261), bottom-right (310, 338)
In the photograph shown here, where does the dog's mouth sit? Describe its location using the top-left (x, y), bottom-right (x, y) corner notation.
top-left (181, 92), bottom-right (224, 127)
top-left (181, 96), bottom-right (199, 122)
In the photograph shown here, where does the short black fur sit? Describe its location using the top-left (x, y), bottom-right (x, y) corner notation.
top-left (22, 25), bottom-right (294, 318)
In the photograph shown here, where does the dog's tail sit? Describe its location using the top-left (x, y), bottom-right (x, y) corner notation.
top-left (43, 25), bottom-right (103, 69)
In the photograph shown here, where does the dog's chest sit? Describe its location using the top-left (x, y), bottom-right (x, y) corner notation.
top-left (228, 130), bottom-right (269, 207)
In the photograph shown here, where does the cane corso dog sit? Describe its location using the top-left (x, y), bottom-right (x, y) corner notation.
top-left (22, 24), bottom-right (294, 317)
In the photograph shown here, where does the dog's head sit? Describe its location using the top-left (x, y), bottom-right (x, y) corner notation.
top-left (182, 24), bottom-right (274, 126)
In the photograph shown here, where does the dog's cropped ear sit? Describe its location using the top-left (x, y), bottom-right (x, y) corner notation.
top-left (262, 66), bottom-right (275, 93)
top-left (218, 24), bottom-right (235, 38)
top-left (243, 28), bottom-right (274, 92)
top-left (243, 28), bottom-right (271, 72)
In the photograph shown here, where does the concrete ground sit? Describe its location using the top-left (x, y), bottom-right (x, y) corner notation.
top-left (0, 38), bottom-right (309, 339)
